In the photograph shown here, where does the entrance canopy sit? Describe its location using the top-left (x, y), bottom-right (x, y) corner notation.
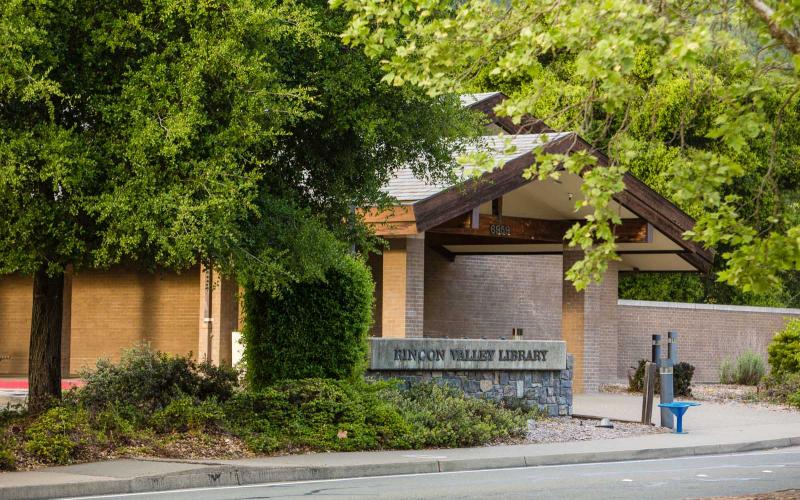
top-left (366, 93), bottom-right (713, 273)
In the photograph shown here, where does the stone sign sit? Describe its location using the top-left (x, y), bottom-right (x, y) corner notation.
top-left (369, 338), bottom-right (567, 371)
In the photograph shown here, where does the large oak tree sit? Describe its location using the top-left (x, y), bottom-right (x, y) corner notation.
top-left (0, 0), bottom-right (475, 410)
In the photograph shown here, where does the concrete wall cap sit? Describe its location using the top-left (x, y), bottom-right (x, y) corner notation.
top-left (618, 299), bottom-right (800, 316)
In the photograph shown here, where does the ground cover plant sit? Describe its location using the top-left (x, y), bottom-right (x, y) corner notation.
top-left (0, 346), bottom-right (539, 471)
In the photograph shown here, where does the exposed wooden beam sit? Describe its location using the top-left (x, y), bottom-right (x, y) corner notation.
top-left (361, 206), bottom-right (418, 236)
top-left (467, 93), bottom-right (554, 134)
top-left (429, 213), bottom-right (651, 244)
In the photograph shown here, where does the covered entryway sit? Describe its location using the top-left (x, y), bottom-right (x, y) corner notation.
top-left (364, 93), bottom-right (712, 393)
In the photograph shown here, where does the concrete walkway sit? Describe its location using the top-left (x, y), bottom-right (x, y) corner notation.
top-left (2, 394), bottom-right (799, 499)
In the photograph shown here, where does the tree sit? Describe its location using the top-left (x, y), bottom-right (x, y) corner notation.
top-left (1, 0), bottom-right (474, 409)
top-left (332, 0), bottom-right (800, 293)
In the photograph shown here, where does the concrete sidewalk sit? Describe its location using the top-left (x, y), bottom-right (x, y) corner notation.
top-left (2, 394), bottom-right (799, 499)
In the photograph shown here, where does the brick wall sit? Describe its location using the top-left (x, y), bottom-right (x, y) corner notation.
top-left (0, 267), bottom-right (201, 376)
top-left (582, 261), bottom-right (619, 392)
top-left (0, 275), bottom-right (33, 375)
top-left (69, 267), bottom-right (200, 373)
top-left (617, 300), bottom-right (800, 383)
top-left (424, 249), bottom-right (563, 340)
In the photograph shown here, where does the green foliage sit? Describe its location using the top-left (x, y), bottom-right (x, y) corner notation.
top-left (151, 397), bottom-right (225, 434)
top-left (2, 0), bottom-right (474, 406)
top-left (619, 273), bottom-right (705, 303)
top-left (224, 378), bottom-right (414, 453)
top-left (768, 320), bottom-right (800, 376)
top-left (243, 256), bottom-right (373, 387)
top-left (719, 358), bottom-right (736, 385)
top-left (334, 0), bottom-right (800, 294)
top-left (719, 351), bottom-right (766, 386)
top-left (629, 359), bottom-right (694, 397)
top-left (24, 405), bottom-right (88, 465)
top-left (0, 436), bottom-right (15, 471)
top-left (92, 405), bottom-right (137, 445)
top-left (383, 382), bottom-right (534, 448)
top-left (224, 378), bottom-right (534, 453)
top-left (761, 372), bottom-right (800, 404)
top-left (79, 344), bottom-right (238, 413)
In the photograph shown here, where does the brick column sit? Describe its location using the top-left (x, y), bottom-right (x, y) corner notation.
top-left (562, 249), bottom-right (619, 393)
top-left (381, 234), bottom-right (425, 338)
top-left (198, 266), bottom-right (238, 366)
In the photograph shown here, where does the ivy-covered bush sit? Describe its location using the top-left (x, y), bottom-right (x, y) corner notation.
top-left (242, 255), bottom-right (373, 387)
top-left (768, 320), bottom-right (800, 376)
top-left (79, 344), bottom-right (239, 413)
top-left (629, 359), bottom-right (694, 396)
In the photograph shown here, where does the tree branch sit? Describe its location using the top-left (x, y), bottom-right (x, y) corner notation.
top-left (745, 0), bottom-right (800, 55)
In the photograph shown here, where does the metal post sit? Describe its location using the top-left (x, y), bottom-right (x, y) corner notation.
top-left (668, 331), bottom-right (678, 364)
top-left (652, 334), bottom-right (661, 364)
top-left (641, 361), bottom-right (656, 424)
top-left (660, 358), bottom-right (674, 428)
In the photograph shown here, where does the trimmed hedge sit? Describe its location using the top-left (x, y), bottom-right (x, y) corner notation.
top-left (243, 255), bottom-right (373, 387)
top-left (768, 319), bottom-right (800, 376)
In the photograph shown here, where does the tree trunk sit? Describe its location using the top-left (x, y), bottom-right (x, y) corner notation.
top-left (28, 265), bottom-right (64, 412)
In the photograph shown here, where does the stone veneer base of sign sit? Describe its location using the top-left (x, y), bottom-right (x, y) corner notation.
top-left (367, 355), bottom-right (573, 417)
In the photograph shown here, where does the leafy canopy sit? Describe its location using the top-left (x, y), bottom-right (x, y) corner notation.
top-left (332, 0), bottom-right (800, 292)
top-left (0, 0), bottom-right (476, 294)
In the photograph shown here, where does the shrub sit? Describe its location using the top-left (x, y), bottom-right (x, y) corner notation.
top-left (151, 397), bottom-right (225, 433)
top-left (768, 320), bottom-right (800, 376)
top-left (24, 406), bottom-right (88, 465)
top-left (92, 405), bottom-right (137, 444)
top-left (719, 358), bottom-right (736, 384)
top-left (733, 351), bottom-right (766, 385)
top-left (79, 344), bottom-right (239, 412)
top-left (225, 378), bottom-right (413, 453)
top-left (243, 255), bottom-right (373, 387)
top-left (760, 372), bottom-right (800, 403)
top-left (629, 359), bottom-right (694, 396)
top-left (384, 383), bottom-right (534, 448)
top-left (673, 362), bottom-right (694, 396)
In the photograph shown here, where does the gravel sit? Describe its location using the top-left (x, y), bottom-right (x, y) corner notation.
top-left (524, 417), bottom-right (667, 443)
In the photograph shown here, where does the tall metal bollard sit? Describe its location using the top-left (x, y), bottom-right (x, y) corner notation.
top-left (652, 334), bottom-right (661, 363)
top-left (668, 331), bottom-right (678, 364)
top-left (660, 358), bottom-right (674, 428)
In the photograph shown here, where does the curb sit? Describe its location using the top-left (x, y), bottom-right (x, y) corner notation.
top-left (4, 437), bottom-right (800, 499)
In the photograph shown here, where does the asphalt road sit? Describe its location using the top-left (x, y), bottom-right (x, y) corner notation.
top-left (69, 447), bottom-right (800, 500)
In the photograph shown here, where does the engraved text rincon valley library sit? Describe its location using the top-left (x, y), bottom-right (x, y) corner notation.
top-left (369, 339), bottom-right (567, 371)
top-left (393, 348), bottom-right (548, 362)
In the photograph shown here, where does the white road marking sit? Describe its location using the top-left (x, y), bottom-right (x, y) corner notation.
top-left (63, 448), bottom-right (800, 500)
top-left (696, 474), bottom-right (708, 477)
top-left (762, 470), bottom-right (773, 473)
top-left (622, 479), bottom-right (633, 482)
